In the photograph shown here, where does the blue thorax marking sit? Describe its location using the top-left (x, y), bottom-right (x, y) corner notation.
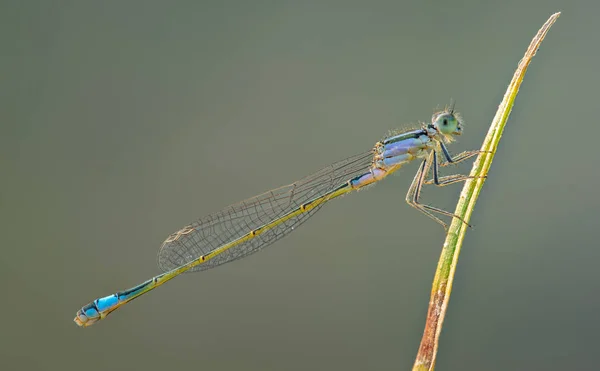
top-left (382, 128), bottom-right (427, 145)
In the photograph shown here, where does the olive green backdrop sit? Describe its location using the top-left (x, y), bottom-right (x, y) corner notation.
top-left (2, 1), bottom-right (598, 370)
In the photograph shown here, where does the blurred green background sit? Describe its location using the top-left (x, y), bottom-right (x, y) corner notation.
top-left (2, 1), bottom-right (598, 370)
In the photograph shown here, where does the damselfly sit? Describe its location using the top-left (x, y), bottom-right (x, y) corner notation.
top-left (74, 105), bottom-right (482, 327)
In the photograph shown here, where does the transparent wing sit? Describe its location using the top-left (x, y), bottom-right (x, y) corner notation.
top-left (157, 151), bottom-right (374, 272)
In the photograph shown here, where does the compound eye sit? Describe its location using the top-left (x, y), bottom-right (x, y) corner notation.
top-left (435, 113), bottom-right (459, 135)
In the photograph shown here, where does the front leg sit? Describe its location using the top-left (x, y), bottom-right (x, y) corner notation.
top-left (439, 141), bottom-right (488, 167)
top-left (425, 149), bottom-right (486, 187)
top-left (405, 151), bottom-right (472, 230)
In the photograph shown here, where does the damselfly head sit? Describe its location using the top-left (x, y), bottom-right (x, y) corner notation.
top-left (431, 109), bottom-right (463, 138)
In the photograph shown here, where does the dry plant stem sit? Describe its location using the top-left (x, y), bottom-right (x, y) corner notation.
top-left (412, 12), bottom-right (561, 371)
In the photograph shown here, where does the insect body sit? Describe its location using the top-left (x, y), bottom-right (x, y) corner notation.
top-left (74, 107), bottom-right (481, 327)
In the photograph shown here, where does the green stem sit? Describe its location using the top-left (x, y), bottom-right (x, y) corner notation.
top-left (412, 12), bottom-right (561, 371)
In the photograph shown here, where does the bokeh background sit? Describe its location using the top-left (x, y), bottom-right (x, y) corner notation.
top-left (2, 1), bottom-right (598, 370)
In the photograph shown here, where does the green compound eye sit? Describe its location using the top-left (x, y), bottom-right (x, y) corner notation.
top-left (434, 112), bottom-right (462, 136)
